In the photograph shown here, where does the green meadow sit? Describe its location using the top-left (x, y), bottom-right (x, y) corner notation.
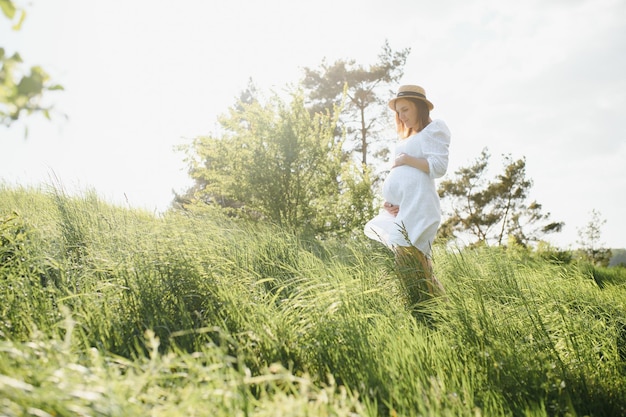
top-left (1, 185), bottom-right (625, 416)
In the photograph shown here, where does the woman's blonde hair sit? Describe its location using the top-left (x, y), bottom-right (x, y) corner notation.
top-left (395, 99), bottom-right (431, 139)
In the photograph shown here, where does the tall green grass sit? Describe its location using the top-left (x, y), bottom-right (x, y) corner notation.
top-left (1, 184), bottom-right (625, 416)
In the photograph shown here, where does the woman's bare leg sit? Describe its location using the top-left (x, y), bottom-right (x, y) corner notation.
top-left (395, 246), bottom-right (445, 305)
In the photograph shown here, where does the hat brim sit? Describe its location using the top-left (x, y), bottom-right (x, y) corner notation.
top-left (389, 96), bottom-right (434, 111)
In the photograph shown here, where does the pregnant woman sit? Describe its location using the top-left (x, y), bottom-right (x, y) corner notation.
top-left (364, 85), bottom-right (450, 303)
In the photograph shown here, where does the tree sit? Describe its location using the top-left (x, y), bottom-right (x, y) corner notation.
top-left (301, 40), bottom-right (410, 170)
top-left (576, 209), bottom-right (611, 266)
top-left (609, 249), bottom-right (626, 267)
top-left (1, 0), bottom-right (63, 128)
top-left (177, 85), bottom-right (376, 238)
top-left (438, 148), bottom-right (563, 247)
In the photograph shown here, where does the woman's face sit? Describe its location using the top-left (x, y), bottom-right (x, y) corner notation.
top-left (394, 98), bottom-right (419, 130)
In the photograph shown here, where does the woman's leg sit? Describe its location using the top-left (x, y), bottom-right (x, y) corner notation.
top-left (394, 245), bottom-right (445, 305)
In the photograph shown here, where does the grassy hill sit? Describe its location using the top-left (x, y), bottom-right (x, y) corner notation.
top-left (1, 185), bottom-right (625, 416)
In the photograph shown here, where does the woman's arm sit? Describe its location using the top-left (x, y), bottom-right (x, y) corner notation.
top-left (392, 153), bottom-right (430, 173)
top-left (422, 120), bottom-right (451, 179)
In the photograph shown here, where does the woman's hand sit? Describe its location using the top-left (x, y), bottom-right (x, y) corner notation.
top-left (383, 202), bottom-right (399, 217)
top-left (392, 153), bottom-right (411, 168)
top-left (392, 153), bottom-right (430, 174)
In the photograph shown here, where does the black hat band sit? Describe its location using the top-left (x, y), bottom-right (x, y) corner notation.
top-left (397, 91), bottom-right (426, 99)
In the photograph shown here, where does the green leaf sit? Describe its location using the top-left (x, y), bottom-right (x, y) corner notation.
top-left (11, 9), bottom-right (25, 30)
top-left (17, 74), bottom-right (44, 96)
top-left (0, 0), bottom-right (26, 31)
top-left (10, 51), bottom-right (23, 63)
top-left (0, 0), bottom-right (16, 20)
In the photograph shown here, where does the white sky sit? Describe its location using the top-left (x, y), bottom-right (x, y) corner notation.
top-left (1, 0), bottom-right (625, 249)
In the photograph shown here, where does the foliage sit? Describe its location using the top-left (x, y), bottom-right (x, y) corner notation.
top-left (0, 0), bottom-right (24, 30)
top-left (438, 148), bottom-right (564, 247)
top-left (576, 209), bottom-right (612, 266)
top-left (534, 240), bottom-right (573, 264)
top-left (610, 249), bottom-right (626, 267)
top-left (0, 328), bottom-right (366, 417)
top-left (1, 0), bottom-right (63, 128)
top-left (301, 40), bottom-right (410, 168)
top-left (1, 185), bottom-right (626, 416)
top-left (178, 87), bottom-right (376, 238)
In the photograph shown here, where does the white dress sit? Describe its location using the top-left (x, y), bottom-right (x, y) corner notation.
top-left (364, 119), bottom-right (450, 255)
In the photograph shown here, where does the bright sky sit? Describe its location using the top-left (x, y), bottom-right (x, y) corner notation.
top-left (1, 0), bottom-right (625, 249)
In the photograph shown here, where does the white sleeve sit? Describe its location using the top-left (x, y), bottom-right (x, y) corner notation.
top-left (424, 120), bottom-right (451, 179)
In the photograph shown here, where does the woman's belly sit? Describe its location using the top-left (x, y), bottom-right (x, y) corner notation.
top-left (382, 166), bottom-right (427, 205)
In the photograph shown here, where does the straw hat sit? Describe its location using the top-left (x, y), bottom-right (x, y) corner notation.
top-left (388, 85), bottom-right (434, 111)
